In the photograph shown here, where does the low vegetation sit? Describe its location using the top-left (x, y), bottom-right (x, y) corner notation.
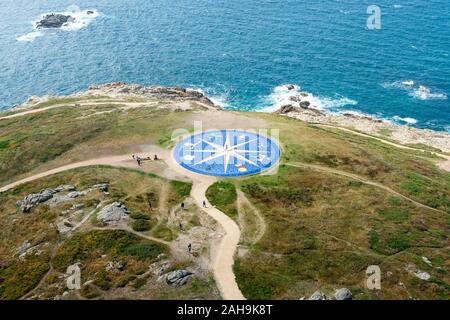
top-left (206, 181), bottom-right (238, 218)
top-left (234, 165), bottom-right (449, 299)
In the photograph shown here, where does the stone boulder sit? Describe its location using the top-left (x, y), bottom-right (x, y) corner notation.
top-left (106, 261), bottom-right (125, 272)
top-left (415, 271), bottom-right (431, 281)
top-left (97, 202), bottom-right (129, 224)
top-left (335, 288), bottom-right (352, 300)
top-left (289, 96), bottom-right (302, 103)
top-left (55, 185), bottom-right (76, 192)
top-left (67, 191), bottom-right (81, 198)
top-left (309, 291), bottom-right (326, 300)
top-left (16, 240), bottom-right (32, 256)
top-left (36, 14), bottom-right (75, 29)
top-left (299, 101), bottom-right (311, 109)
top-left (166, 270), bottom-right (192, 287)
top-left (17, 188), bottom-right (57, 213)
top-left (92, 183), bottom-right (109, 192)
top-left (277, 104), bottom-right (298, 114)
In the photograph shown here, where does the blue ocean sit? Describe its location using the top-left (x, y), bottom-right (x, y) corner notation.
top-left (0, 0), bottom-right (449, 131)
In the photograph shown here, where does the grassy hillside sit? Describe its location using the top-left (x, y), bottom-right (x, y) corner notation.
top-left (0, 96), bottom-right (448, 300)
top-left (233, 165), bottom-right (449, 299)
top-left (0, 166), bottom-right (218, 300)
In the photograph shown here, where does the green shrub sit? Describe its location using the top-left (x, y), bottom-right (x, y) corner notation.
top-left (132, 277), bottom-right (148, 289)
top-left (0, 257), bottom-right (49, 300)
top-left (368, 229), bottom-right (379, 249)
top-left (377, 208), bottom-right (409, 222)
top-left (131, 219), bottom-right (151, 232)
top-left (94, 270), bottom-right (112, 290)
top-left (120, 243), bottom-right (166, 261)
top-left (206, 181), bottom-right (237, 218)
top-left (0, 140), bottom-right (9, 149)
top-left (170, 180), bottom-right (192, 198)
top-left (129, 212), bottom-right (150, 220)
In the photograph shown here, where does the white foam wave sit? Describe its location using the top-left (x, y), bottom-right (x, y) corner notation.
top-left (410, 85), bottom-right (447, 100)
top-left (209, 93), bottom-right (230, 108)
top-left (187, 87), bottom-right (230, 108)
top-left (382, 81), bottom-right (447, 100)
top-left (260, 84), bottom-right (358, 112)
top-left (17, 31), bottom-right (44, 42)
top-left (58, 8), bottom-right (100, 31)
top-left (391, 116), bottom-right (418, 125)
top-left (382, 80), bottom-right (415, 90)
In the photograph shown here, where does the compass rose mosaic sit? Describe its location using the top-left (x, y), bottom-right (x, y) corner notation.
top-left (173, 130), bottom-right (281, 177)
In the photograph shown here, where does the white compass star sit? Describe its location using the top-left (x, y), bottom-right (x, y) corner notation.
top-left (191, 135), bottom-right (266, 173)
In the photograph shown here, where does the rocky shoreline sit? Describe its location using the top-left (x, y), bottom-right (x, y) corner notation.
top-left (5, 82), bottom-right (449, 153)
top-left (274, 89), bottom-right (450, 153)
top-left (9, 82), bottom-right (218, 111)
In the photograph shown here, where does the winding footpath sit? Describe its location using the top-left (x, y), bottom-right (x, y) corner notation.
top-left (191, 181), bottom-right (245, 300)
top-left (0, 153), bottom-right (246, 300)
top-left (1, 123), bottom-right (448, 300)
top-left (286, 162), bottom-right (446, 214)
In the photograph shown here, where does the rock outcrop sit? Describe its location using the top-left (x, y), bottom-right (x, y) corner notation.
top-left (96, 202), bottom-right (129, 225)
top-left (335, 288), bottom-right (353, 300)
top-left (17, 183), bottom-right (109, 212)
top-left (85, 83), bottom-right (217, 108)
top-left (309, 291), bottom-right (326, 300)
top-left (36, 14), bottom-right (75, 29)
top-left (166, 270), bottom-right (192, 287)
top-left (276, 104), bottom-right (298, 114)
top-left (17, 188), bottom-right (57, 212)
top-left (15, 240), bottom-right (32, 256)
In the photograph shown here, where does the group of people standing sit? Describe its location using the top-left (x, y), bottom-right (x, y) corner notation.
top-left (132, 154), bottom-right (159, 166)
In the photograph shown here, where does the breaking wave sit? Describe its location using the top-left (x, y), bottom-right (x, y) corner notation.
top-left (382, 80), bottom-right (447, 100)
top-left (17, 31), bottom-right (44, 42)
top-left (259, 84), bottom-right (358, 112)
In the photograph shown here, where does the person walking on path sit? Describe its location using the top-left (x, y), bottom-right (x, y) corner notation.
top-left (202, 200), bottom-right (207, 208)
top-left (136, 157), bottom-right (141, 166)
top-left (181, 202), bottom-right (185, 210)
top-left (188, 243), bottom-right (192, 254)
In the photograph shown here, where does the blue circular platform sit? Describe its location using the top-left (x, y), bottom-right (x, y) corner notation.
top-left (173, 130), bottom-right (281, 177)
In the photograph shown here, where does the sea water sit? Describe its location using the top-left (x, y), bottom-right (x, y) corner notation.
top-left (0, 0), bottom-right (448, 131)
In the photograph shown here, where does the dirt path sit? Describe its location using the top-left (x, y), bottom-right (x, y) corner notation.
top-left (236, 189), bottom-right (267, 245)
top-left (0, 99), bottom-right (121, 120)
top-left (191, 180), bottom-right (245, 300)
top-left (316, 124), bottom-right (450, 172)
top-left (0, 152), bottom-right (246, 300)
top-left (0, 155), bottom-right (133, 193)
top-left (286, 162), bottom-right (445, 214)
